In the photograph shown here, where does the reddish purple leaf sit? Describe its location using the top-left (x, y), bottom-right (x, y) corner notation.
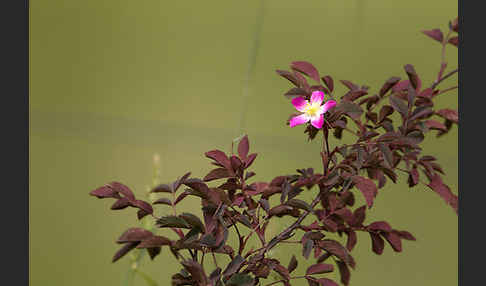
top-left (340, 80), bottom-right (358, 91)
top-left (408, 167), bottom-right (420, 187)
top-left (351, 205), bottom-right (366, 226)
top-left (276, 69), bottom-right (301, 87)
top-left (427, 174), bottom-right (458, 214)
top-left (230, 155), bottom-right (243, 172)
top-left (306, 263), bottom-right (334, 275)
top-left (382, 232), bottom-right (402, 252)
top-left (137, 209), bottom-right (150, 220)
top-left (269, 205), bottom-right (294, 218)
top-left (370, 232), bottom-right (385, 255)
top-left (150, 183), bottom-right (172, 193)
top-left (238, 135), bottom-right (249, 160)
top-left (184, 178), bottom-right (210, 194)
top-left (389, 95), bottom-right (408, 117)
top-left (153, 198), bottom-right (172, 206)
top-left (285, 87), bottom-right (309, 99)
top-left (436, 109), bottom-right (458, 123)
top-left (422, 29), bottom-right (444, 43)
top-left (321, 75), bottom-right (334, 92)
top-left (117, 228), bottom-right (153, 243)
top-left (132, 200), bottom-right (153, 214)
top-left (395, 230), bottom-right (416, 241)
top-left (409, 106), bottom-right (434, 121)
top-left (174, 192), bottom-right (188, 205)
top-left (335, 101), bottom-right (363, 120)
top-left (352, 176), bottom-right (378, 208)
top-left (109, 182), bottom-right (135, 200)
top-left (222, 255), bottom-right (245, 278)
top-left (244, 153), bottom-right (258, 169)
top-left (334, 208), bottom-right (353, 225)
top-left (203, 168), bottom-right (234, 182)
top-left (180, 212), bottom-right (205, 231)
top-left (318, 239), bottom-right (355, 268)
top-left (146, 247), bottom-right (161, 260)
top-left (181, 260), bottom-right (208, 284)
top-left (90, 186), bottom-right (121, 199)
top-left (112, 241), bottom-right (139, 263)
top-left (367, 221), bottom-right (392, 232)
top-left (173, 172), bottom-right (192, 192)
top-left (378, 105), bottom-right (394, 123)
top-left (291, 61), bottom-right (321, 83)
top-left (288, 255), bottom-right (298, 273)
top-left (425, 120), bottom-right (447, 131)
top-left (404, 64), bottom-right (421, 90)
top-left (205, 150), bottom-right (232, 170)
top-left (448, 36), bottom-right (458, 47)
top-left (392, 80), bottom-right (411, 93)
top-left (336, 260), bottom-right (351, 286)
top-left (111, 197), bottom-right (131, 210)
top-left (345, 230), bottom-right (357, 251)
top-left (379, 77), bottom-right (401, 97)
top-left (322, 217), bottom-right (338, 233)
top-left (137, 236), bottom-right (171, 248)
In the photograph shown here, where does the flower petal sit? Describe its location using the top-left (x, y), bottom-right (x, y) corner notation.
top-left (310, 91), bottom-right (324, 105)
top-left (291, 97), bottom-right (308, 112)
top-left (289, 114), bottom-right (310, 127)
top-left (311, 114), bottom-right (324, 129)
top-left (321, 100), bottom-right (337, 113)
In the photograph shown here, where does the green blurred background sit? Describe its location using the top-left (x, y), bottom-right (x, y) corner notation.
top-left (30, 0), bottom-right (458, 285)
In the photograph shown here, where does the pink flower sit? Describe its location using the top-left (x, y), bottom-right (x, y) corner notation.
top-left (289, 91), bottom-right (337, 129)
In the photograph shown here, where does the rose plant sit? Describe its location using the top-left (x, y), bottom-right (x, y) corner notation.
top-left (89, 16), bottom-right (458, 286)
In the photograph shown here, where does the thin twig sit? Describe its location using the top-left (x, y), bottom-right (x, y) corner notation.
top-left (436, 85), bottom-right (458, 95)
top-left (257, 191), bottom-right (323, 256)
top-left (431, 68), bottom-right (458, 90)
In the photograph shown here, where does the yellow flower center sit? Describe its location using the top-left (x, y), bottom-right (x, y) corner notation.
top-left (304, 103), bottom-right (320, 117)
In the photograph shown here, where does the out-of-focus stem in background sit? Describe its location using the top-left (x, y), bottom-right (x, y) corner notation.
top-left (236, 0), bottom-right (266, 138)
top-left (123, 153), bottom-right (162, 286)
